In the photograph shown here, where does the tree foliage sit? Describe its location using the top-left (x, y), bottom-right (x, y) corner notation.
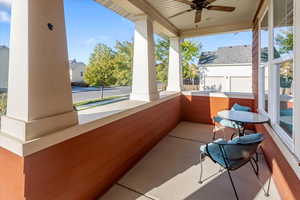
top-left (84, 44), bottom-right (116, 87)
top-left (275, 28), bottom-right (293, 54)
top-left (155, 39), bottom-right (170, 83)
top-left (84, 42), bottom-right (133, 87)
top-left (155, 39), bottom-right (201, 83)
top-left (113, 41), bottom-right (133, 86)
top-left (84, 39), bottom-right (201, 87)
top-left (181, 40), bottom-right (201, 80)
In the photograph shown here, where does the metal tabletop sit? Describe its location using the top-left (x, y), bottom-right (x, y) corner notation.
top-left (217, 110), bottom-right (269, 124)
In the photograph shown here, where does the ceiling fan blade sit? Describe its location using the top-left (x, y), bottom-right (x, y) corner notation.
top-left (169, 9), bottom-right (194, 19)
top-left (195, 9), bottom-right (202, 23)
top-left (206, 0), bottom-right (217, 3)
top-left (207, 6), bottom-right (236, 12)
top-left (173, 0), bottom-right (194, 6)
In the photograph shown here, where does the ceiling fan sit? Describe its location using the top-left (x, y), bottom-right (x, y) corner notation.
top-left (169, 0), bottom-right (236, 23)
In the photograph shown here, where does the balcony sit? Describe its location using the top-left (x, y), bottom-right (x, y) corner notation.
top-left (0, 0), bottom-right (300, 199)
top-left (99, 121), bottom-right (280, 200)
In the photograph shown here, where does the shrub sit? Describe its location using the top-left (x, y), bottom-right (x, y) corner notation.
top-left (0, 93), bottom-right (7, 115)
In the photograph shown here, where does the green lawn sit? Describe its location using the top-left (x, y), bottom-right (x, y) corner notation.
top-left (73, 96), bottom-right (129, 111)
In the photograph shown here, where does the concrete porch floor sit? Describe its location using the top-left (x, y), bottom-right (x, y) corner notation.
top-left (99, 122), bottom-right (281, 200)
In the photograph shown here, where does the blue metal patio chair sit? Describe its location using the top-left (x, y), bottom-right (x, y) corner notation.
top-left (213, 103), bottom-right (252, 140)
top-left (199, 133), bottom-right (269, 200)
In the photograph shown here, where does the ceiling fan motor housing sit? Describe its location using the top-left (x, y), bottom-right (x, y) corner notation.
top-left (192, 0), bottom-right (210, 10)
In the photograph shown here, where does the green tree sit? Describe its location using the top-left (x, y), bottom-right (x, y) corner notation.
top-left (155, 39), bottom-right (170, 83)
top-left (181, 40), bottom-right (201, 81)
top-left (84, 43), bottom-right (116, 87)
top-left (275, 28), bottom-right (293, 54)
top-left (155, 39), bottom-right (201, 83)
top-left (113, 41), bottom-right (133, 86)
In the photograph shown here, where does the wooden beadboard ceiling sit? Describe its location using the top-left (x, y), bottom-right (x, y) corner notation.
top-left (95, 0), bottom-right (261, 38)
top-left (145, 0), bottom-right (260, 31)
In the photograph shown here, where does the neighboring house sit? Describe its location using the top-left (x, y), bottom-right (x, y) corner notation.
top-left (0, 46), bottom-right (9, 92)
top-left (69, 59), bottom-right (86, 83)
top-left (198, 45), bottom-right (252, 93)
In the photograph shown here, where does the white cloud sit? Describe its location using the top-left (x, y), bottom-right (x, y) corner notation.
top-left (81, 36), bottom-right (113, 47)
top-left (0, 10), bottom-right (10, 23)
top-left (0, 0), bottom-right (11, 7)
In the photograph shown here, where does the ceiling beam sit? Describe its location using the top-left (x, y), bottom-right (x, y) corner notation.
top-left (128, 0), bottom-right (180, 37)
top-left (252, 0), bottom-right (268, 23)
top-left (180, 22), bottom-right (253, 38)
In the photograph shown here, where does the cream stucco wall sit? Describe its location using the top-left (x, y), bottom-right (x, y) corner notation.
top-left (199, 64), bottom-right (253, 93)
top-left (70, 61), bottom-right (86, 83)
top-left (0, 47), bottom-right (9, 91)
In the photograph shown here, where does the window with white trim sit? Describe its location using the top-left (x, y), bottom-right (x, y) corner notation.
top-left (259, 0), bottom-right (295, 149)
top-left (272, 0), bottom-right (294, 142)
top-left (259, 10), bottom-right (269, 113)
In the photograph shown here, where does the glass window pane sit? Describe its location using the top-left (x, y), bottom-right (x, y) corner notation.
top-left (0, 46), bottom-right (9, 116)
top-left (273, 0), bottom-right (294, 59)
top-left (260, 12), bottom-right (269, 63)
top-left (279, 60), bottom-right (293, 138)
top-left (260, 11), bottom-right (269, 112)
top-left (264, 65), bottom-right (269, 112)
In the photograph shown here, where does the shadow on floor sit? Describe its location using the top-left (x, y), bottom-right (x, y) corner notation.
top-left (99, 122), bottom-right (279, 200)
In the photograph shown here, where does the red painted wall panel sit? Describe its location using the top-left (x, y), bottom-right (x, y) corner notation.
top-left (0, 94), bottom-right (299, 200)
top-left (256, 124), bottom-right (300, 200)
top-left (22, 97), bottom-right (181, 200)
top-left (0, 148), bottom-right (25, 200)
top-left (181, 95), bottom-right (255, 124)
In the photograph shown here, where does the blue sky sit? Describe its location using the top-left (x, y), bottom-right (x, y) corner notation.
top-left (0, 0), bottom-right (252, 64)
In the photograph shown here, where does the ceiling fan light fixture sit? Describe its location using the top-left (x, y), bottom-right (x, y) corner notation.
top-left (170, 0), bottom-right (236, 23)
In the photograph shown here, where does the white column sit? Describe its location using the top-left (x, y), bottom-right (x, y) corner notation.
top-left (1, 0), bottom-right (78, 142)
top-left (167, 37), bottom-right (183, 92)
top-left (130, 15), bottom-right (159, 102)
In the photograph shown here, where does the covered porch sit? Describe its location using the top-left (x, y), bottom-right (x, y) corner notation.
top-left (100, 122), bottom-right (280, 200)
top-left (0, 0), bottom-right (299, 200)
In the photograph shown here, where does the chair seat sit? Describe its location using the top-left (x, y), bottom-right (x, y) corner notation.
top-left (200, 140), bottom-right (249, 169)
top-left (200, 134), bottom-right (263, 169)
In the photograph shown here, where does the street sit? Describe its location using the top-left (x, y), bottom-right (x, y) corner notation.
top-left (72, 86), bottom-right (131, 103)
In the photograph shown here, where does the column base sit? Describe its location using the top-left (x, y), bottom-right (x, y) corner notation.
top-left (1, 111), bottom-right (78, 142)
top-left (130, 92), bottom-right (159, 102)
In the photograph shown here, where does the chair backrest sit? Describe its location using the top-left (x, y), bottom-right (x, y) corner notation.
top-left (231, 103), bottom-right (251, 112)
top-left (221, 142), bottom-right (261, 162)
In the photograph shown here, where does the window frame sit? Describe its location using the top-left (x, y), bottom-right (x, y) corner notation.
top-left (258, 0), bottom-right (297, 154)
top-left (258, 8), bottom-right (269, 116)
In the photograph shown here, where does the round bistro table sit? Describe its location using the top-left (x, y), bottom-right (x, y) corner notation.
top-left (217, 110), bottom-right (269, 137)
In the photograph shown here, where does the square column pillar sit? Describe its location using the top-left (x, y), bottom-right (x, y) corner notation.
top-left (130, 15), bottom-right (159, 102)
top-left (1, 0), bottom-right (78, 142)
top-left (167, 37), bottom-right (183, 92)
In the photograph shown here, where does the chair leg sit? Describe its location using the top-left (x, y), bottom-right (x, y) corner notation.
top-left (250, 158), bottom-right (259, 176)
top-left (231, 132), bottom-right (236, 140)
top-left (199, 152), bottom-right (204, 184)
top-left (212, 131), bottom-right (216, 140)
top-left (227, 170), bottom-right (239, 200)
top-left (249, 162), bottom-right (270, 197)
top-left (250, 152), bottom-right (270, 197)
